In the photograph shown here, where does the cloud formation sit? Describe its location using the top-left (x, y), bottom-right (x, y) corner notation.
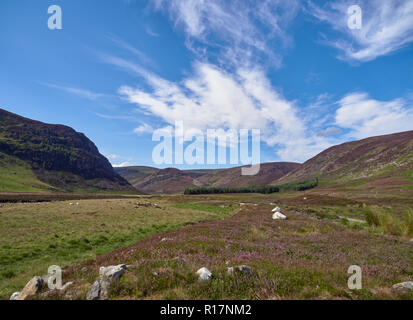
top-left (307, 0), bottom-right (413, 62)
top-left (335, 92), bottom-right (413, 138)
top-left (119, 62), bottom-right (333, 162)
top-left (151, 0), bottom-right (299, 68)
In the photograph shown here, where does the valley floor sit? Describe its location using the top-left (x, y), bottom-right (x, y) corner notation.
top-left (0, 189), bottom-right (412, 300)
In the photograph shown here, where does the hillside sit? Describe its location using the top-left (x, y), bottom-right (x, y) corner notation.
top-left (117, 162), bottom-right (300, 194)
top-left (277, 130), bottom-right (413, 187)
top-left (0, 108), bottom-right (134, 193)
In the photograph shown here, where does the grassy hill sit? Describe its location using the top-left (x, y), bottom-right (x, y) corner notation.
top-left (0, 108), bottom-right (135, 193)
top-left (276, 131), bottom-right (413, 190)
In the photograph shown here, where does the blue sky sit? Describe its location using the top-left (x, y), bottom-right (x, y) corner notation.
top-left (1, 0), bottom-right (412, 169)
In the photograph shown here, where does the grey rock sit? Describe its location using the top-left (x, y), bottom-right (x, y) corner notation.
top-left (87, 280), bottom-right (101, 300)
top-left (10, 292), bottom-right (20, 300)
top-left (173, 257), bottom-right (186, 264)
top-left (87, 264), bottom-right (127, 300)
top-left (227, 265), bottom-right (253, 277)
top-left (99, 264), bottom-right (127, 281)
top-left (392, 281), bottom-right (413, 292)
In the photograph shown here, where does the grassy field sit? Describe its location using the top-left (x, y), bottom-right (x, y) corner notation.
top-left (0, 197), bottom-right (237, 298)
top-left (0, 190), bottom-right (412, 300)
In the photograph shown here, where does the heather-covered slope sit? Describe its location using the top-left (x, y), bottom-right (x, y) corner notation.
top-left (0, 108), bottom-right (134, 192)
top-left (276, 131), bottom-right (413, 186)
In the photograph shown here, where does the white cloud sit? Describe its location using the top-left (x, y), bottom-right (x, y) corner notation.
top-left (335, 92), bottom-right (413, 138)
top-left (307, 0), bottom-right (413, 62)
top-left (133, 123), bottom-right (153, 135)
top-left (40, 82), bottom-right (107, 101)
top-left (119, 61), bottom-right (333, 162)
top-left (151, 0), bottom-right (299, 68)
top-left (113, 161), bottom-right (133, 168)
top-left (106, 154), bottom-right (119, 160)
top-left (107, 34), bottom-right (157, 69)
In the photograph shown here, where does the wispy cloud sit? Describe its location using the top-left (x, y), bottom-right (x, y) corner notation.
top-left (307, 0), bottom-right (413, 62)
top-left (133, 123), bottom-right (153, 135)
top-left (40, 82), bottom-right (108, 101)
top-left (151, 0), bottom-right (300, 68)
top-left (107, 34), bottom-right (157, 69)
top-left (335, 92), bottom-right (413, 138)
top-left (146, 27), bottom-right (160, 37)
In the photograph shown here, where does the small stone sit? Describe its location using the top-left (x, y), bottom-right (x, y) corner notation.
top-left (227, 265), bottom-right (253, 277)
top-left (10, 292), bottom-right (20, 300)
top-left (161, 237), bottom-right (173, 242)
top-left (392, 281), bottom-right (413, 292)
top-left (196, 267), bottom-right (212, 281)
top-left (81, 266), bottom-right (88, 272)
top-left (173, 257), bottom-right (186, 264)
top-left (272, 206), bottom-right (281, 213)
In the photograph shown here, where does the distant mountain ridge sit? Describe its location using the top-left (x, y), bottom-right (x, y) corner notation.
top-left (115, 162), bottom-right (301, 194)
top-left (0, 108), bottom-right (134, 192)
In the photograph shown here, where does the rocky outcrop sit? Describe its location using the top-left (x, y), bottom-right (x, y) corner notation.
top-left (87, 264), bottom-right (127, 300)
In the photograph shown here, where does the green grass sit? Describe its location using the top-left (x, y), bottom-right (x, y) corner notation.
top-left (0, 152), bottom-right (55, 192)
top-left (172, 203), bottom-right (236, 217)
top-left (0, 198), bottom-right (238, 298)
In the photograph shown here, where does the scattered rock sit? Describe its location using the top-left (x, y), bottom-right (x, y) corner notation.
top-left (15, 276), bottom-right (44, 300)
top-left (161, 237), bottom-right (173, 242)
top-left (99, 264), bottom-right (127, 281)
top-left (172, 257), bottom-right (186, 264)
top-left (272, 206), bottom-right (281, 213)
top-left (81, 266), bottom-right (88, 272)
top-left (10, 292), bottom-right (20, 300)
top-left (135, 202), bottom-right (161, 209)
top-left (87, 280), bottom-right (101, 300)
top-left (69, 203), bottom-right (73, 206)
top-left (87, 264), bottom-right (127, 300)
top-left (272, 211), bottom-right (287, 220)
top-left (227, 265), bottom-right (253, 277)
top-left (392, 281), bottom-right (413, 292)
top-left (303, 197), bottom-right (307, 200)
top-left (409, 238), bottom-right (413, 242)
top-left (196, 267), bottom-right (212, 281)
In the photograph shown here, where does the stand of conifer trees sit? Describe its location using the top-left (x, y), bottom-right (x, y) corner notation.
top-left (184, 177), bottom-right (318, 195)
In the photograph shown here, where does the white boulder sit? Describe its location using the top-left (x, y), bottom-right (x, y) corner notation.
top-left (272, 211), bottom-right (287, 220)
top-left (196, 267), bottom-right (212, 281)
top-left (272, 206), bottom-right (281, 213)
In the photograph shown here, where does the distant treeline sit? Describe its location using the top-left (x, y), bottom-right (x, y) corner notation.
top-left (184, 177), bottom-right (318, 195)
